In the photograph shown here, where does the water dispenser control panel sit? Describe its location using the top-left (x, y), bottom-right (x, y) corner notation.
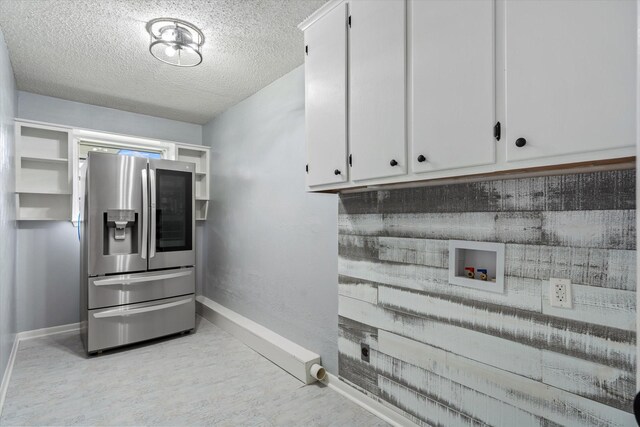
top-left (106, 209), bottom-right (135, 241)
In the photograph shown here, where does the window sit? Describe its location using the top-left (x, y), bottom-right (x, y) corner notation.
top-left (72, 131), bottom-right (175, 226)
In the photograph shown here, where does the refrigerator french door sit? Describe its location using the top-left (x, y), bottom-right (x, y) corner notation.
top-left (87, 155), bottom-right (195, 276)
top-left (147, 159), bottom-right (195, 271)
top-left (82, 152), bottom-right (196, 354)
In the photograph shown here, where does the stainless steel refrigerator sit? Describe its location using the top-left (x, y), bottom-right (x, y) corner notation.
top-left (80, 152), bottom-right (196, 354)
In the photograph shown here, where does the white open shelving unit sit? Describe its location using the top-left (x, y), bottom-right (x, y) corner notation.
top-left (15, 121), bottom-right (72, 220)
top-left (15, 119), bottom-right (211, 223)
top-left (176, 144), bottom-right (210, 221)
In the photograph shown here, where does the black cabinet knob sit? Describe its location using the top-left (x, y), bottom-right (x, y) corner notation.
top-left (390, 159), bottom-right (398, 167)
top-left (334, 169), bottom-right (341, 175)
top-left (515, 138), bottom-right (527, 148)
top-left (417, 155), bottom-right (426, 163)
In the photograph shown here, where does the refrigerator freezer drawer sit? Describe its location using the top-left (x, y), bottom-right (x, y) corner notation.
top-left (87, 294), bottom-right (195, 353)
top-left (88, 268), bottom-right (194, 309)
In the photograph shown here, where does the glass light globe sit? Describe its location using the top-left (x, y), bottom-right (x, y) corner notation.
top-left (161, 29), bottom-right (176, 41)
top-left (165, 45), bottom-right (177, 57)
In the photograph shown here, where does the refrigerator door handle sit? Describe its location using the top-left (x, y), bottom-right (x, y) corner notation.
top-left (92, 270), bottom-right (192, 286)
top-left (92, 297), bottom-right (193, 318)
top-left (141, 168), bottom-right (148, 260)
top-left (149, 168), bottom-right (157, 258)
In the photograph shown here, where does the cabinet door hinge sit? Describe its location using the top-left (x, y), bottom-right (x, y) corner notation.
top-left (349, 154), bottom-right (352, 167)
top-left (305, 45), bottom-right (308, 55)
top-left (305, 164), bottom-right (309, 173)
top-left (494, 121), bottom-right (501, 141)
top-left (348, 16), bottom-right (351, 28)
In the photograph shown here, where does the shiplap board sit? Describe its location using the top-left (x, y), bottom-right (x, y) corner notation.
top-left (338, 278), bottom-right (378, 304)
top-left (339, 334), bottom-right (373, 358)
top-left (337, 317), bottom-right (380, 396)
top-left (340, 236), bottom-right (636, 291)
top-left (375, 351), bottom-right (544, 427)
top-left (347, 291), bottom-right (634, 408)
top-left (338, 352), bottom-right (380, 396)
top-left (339, 270), bottom-right (636, 413)
top-left (339, 212), bottom-right (545, 243)
top-left (338, 235), bottom-right (381, 260)
top-left (379, 237), bottom-right (449, 268)
top-left (339, 257), bottom-right (542, 312)
top-left (339, 296), bottom-right (543, 380)
top-left (339, 210), bottom-right (635, 250)
top-left (542, 210), bottom-right (635, 250)
top-left (506, 245), bottom-right (636, 291)
top-left (378, 331), bottom-right (634, 426)
top-left (339, 169), bottom-right (635, 215)
top-left (379, 375), bottom-right (482, 427)
top-left (541, 350), bottom-right (634, 410)
top-left (338, 319), bottom-right (379, 396)
top-left (541, 281), bottom-right (635, 331)
top-left (338, 169), bottom-right (636, 425)
top-left (339, 214), bottom-right (385, 237)
top-left (337, 316), bottom-right (378, 349)
top-left (376, 285), bottom-right (634, 371)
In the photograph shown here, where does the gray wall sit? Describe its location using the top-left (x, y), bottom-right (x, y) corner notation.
top-left (15, 92), bottom-right (204, 332)
top-left (16, 222), bottom-right (80, 332)
top-left (338, 169), bottom-right (636, 426)
top-left (201, 65), bottom-right (340, 374)
top-left (18, 91), bottom-right (202, 146)
top-left (0, 28), bottom-right (17, 382)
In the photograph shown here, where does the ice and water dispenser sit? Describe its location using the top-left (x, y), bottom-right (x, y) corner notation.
top-left (103, 209), bottom-right (138, 255)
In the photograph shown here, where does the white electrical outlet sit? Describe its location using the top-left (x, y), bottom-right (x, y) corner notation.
top-left (549, 278), bottom-right (572, 308)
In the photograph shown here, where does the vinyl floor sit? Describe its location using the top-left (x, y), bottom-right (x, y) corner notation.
top-left (0, 316), bottom-right (388, 426)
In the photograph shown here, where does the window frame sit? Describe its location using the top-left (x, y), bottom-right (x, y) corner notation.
top-left (71, 129), bottom-right (177, 226)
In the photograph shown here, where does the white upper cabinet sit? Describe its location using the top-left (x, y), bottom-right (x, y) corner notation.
top-left (505, 0), bottom-right (636, 163)
top-left (410, 0), bottom-right (495, 173)
top-left (349, 0), bottom-right (407, 181)
top-left (304, 3), bottom-right (349, 187)
top-left (299, 0), bottom-right (635, 191)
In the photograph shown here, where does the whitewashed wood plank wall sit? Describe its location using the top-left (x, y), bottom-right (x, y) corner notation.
top-left (337, 169), bottom-right (636, 426)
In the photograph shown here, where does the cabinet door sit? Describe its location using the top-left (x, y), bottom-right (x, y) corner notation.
top-left (350, 0), bottom-right (406, 181)
top-left (505, 0), bottom-right (636, 163)
top-left (410, 0), bottom-right (495, 173)
top-left (304, 3), bottom-right (348, 187)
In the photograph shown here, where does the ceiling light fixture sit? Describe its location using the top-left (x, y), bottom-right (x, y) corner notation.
top-left (146, 18), bottom-right (204, 67)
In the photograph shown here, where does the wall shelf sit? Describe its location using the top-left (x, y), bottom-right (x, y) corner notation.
top-left (195, 200), bottom-right (208, 221)
top-left (176, 144), bottom-right (210, 221)
top-left (20, 156), bottom-right (69, 164)
top-left (16, 189), bottom-right (72, 195)
top-left (16, 193), bottom-right (72, 221)
top-left (177, 147), bottom-right (207, 173)
top-left (15, 121), bottom-right (72, 221)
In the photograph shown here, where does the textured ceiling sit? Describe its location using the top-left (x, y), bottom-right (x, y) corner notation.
top-left (0, 0), bottom-right (325, 124)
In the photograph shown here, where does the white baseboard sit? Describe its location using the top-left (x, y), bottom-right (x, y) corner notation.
top-left (0, 335), bottom-right (19, 418)
top-left (196, 296), bottom-right (415, 427)
top-left (0, 322), bottom-right (80, 417)
top-left (322, 373), bottom-right (419, 427)
top-left (196, 296), bottom-right (321, 384)
top-left (17, 322), bottom-right (79, 341)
